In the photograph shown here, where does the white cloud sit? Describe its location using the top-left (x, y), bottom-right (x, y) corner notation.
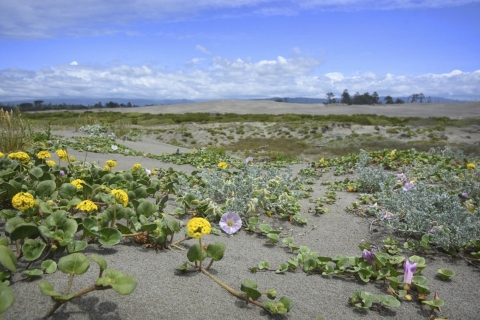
top-left (70, 61), bottom-right (78, 66)
top-left (196, 45), bottom-right (212, 56)
top-left (0, 51), bottom-right (478, 101)
top-left (1, 1), bottom-right (479, 38)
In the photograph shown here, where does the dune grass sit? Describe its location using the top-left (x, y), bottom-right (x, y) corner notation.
top-left (0, 108), bottom-right (32, 153)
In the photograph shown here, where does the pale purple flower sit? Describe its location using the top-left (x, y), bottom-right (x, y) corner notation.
top-left (396, 173), bottom-right (408, 183)
top-left (362, 249), bottom-right (375, 265)
top-left (111, 145), bottom-right (118, 151)
top-left (145, 169), bottom-right (151, 176)
top-left (403, 259), bottom-right (417, 285)
top-left (59, 170), bottom-right (65, 177)
top-left (460, 192), bottom-right (468, 199)
top-left (403, 182), bottom-right (414, 191)
top-left (381, 211), bottom-right (394, 219)
top-left (219, 212), bottom-right (242, 235)
top-left (245, 157), bottom-right (254, 164)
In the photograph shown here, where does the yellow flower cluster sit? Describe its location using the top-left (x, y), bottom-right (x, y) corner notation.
top-left (318, 158), bottom-right (328, 167)
top-left (111, 189), bottom-right (129, 207)
top-left (76, 200), bottom-right (98, 213)
top-left (56, 149), bottom-right (68, 161)
top-left (106, 160), bottom-right (117, 168)
top-left (0, 152), bottom-right (5, 157)
top-left (69, 156), bottom-right (76, 162)
top-left (187, 217), bottom-right (211, 239)
top-left (12, 192), bottom-right (35, 211)
top-left (71, 179), bottom-right (85, 190)
top-left (7, 151), bottom-right (30, 163)
top-left (132, 163), bottom-right (142, 171)
top-left (46, 160), bottom-right (56, 167)
top-left (37, 151), bottom-right (51, 159)
top-left (217, 162), bottom-right (228, 169)
top-left (467, 163), bottom-right (476, 169)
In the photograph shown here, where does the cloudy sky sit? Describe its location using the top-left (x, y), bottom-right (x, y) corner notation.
top-left (1, 0), bottom-right (479, 102)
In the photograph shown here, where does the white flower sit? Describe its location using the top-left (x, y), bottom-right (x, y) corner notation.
top-left (111, 145), bottom-right (118, 151)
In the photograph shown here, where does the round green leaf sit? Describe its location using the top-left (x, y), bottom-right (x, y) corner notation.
top-left (45, 211), bottom-right (68, 228)
top-left (23, 268), bottom-right (43, 278)
top-left (59, 183), bottom-right (78, 199)
top-left (39, 281), bottom-right (61, 297)
top-left (438, 268), bottom-right (455, 280)
top-left (241, 279), bottom-right (261, 300)
top-left (67, 240), bottom-right (88, 253)
top-left (206, 242), bottom-right (226, 261)
top-left (0, 285), bottom-right (15, 313)
top-left (137, 201), bottom-right (157, 218)
top-left (187, 244), bottom-right (206, 262)
top-left (41, 260), bottom-right (57, 274)
top-left (29, 167), bottom-right (44, 179)
top-left (10, 224), bottom-right (40, 241)
top-left (382, 295), bottom-right (401, 308)
top-left (36, 180), bottom-right (56, 197)
top-left (58, 253), bottom-right (90, 275)
top-left (0, 245), bottom-right (17, 272)
top-left (22, 239), bottom-right (46, 261)
top-left (102, 269), bottom-right (137, 295)
top-left (90, 254), bottom-right (108, 273)
top-left (279, 296), bottom-right (293, 312)
top-left (98, 228), bottom-right (122, 246)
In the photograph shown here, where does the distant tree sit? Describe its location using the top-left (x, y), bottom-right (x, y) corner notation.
top-left (427, 96), bottom-right (432, 103)
top-left (105, 101), bottom-right (119, 108)
top-left (326, 92), bottom-right (335, 104)
top-left (18, 102), bottom-right (33, 110)
top-left (34, 100), bottom-right (44, 107)
top-left (395, 98), bottom-right (405, 104)
top-left (384, 95), bottom-right (394, 104)
top-left (418, 93), bottom-right (425, 103)
top-left (372, 91), bottom-right (380, 104)
top-left (341, 89), bottom-right (352, 105)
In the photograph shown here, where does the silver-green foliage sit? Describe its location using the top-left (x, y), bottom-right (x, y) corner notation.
top-left (355, 150), bottom-right (395, 193)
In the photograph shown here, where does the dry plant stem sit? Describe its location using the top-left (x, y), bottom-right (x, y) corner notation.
top-left (43, 285), bottom-right (112, 318)
top-left (200, 267), bottom-right (265, 309)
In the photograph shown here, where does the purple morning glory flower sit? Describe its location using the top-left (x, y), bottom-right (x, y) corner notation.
top-left (219, 212), bottom-right (242, 235)
top-left (245, 157), bottom-right (254, 164)
top-left (403, 182), bottom-right (414, 191)
top-left (59, 170), bottom-right (65, 177)
top-left (362, 249), bottom-right (375, 265)
top-left (396, 173), bottom-right (408, 183)
top-left (403, 259), bottom-right (417, 285)
top-left (460, 192), bottom-right (468, 198)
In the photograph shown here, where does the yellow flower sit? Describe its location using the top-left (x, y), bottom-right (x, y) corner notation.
top-left (37, 151), bottom-right (51, 159)
top-left (46, 160), bottom-right (56, 167)
top-left (347, 186), bottom-right (354, 192)
top-left (12, 192), bottom-right (35, 211)
top-left (187, 217), bottom-right (211, 239)
top-left (69, 156), bottom-right (76, 162)
top-left (111, 189), bottom-right (129, 207)
top-left (103, 165), bottom-right (111, 171)
top-left (0, 152), bottom-right (4, 157)
top-left (390, 150), bottom-right (396, 157)
top-left (467, 163), bottom-right (475, 169)
top-left (56, 150), bottom-right (68, 161)
top-left (76, 200), bottom-right (98, 213)
top-left (71, 179), bottom-right (85, 190)
top-left (132, 163), bottom-right (142, 171)
top-left (8, 151), bottom-right (30, 163)
top-left (217, 162), bottom-right (228, 169)
top-left (106, 160), bottom-right (117, 168)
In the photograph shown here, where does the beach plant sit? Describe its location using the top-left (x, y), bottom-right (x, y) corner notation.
top-left (177, 217), bottom-right (293, 315)
top-left (0, 108), bottom-right (32, 153)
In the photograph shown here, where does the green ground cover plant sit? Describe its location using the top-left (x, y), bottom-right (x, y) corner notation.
top-left (1, 109), bottom-right (479, 319)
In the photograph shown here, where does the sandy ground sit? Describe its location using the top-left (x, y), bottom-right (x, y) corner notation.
top-left (68, 100), bottom-right (480, 118)
top-left (3, 102), bottom-right (480, 320)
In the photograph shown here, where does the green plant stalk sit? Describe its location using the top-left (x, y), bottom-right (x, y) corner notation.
top-left (198, 237), bottom-right (203, 270)
top-left (199, 266), bottom-right (265, 308)
top-left (44, 285), bottom-right (112, 318)
top-left (64, 274), bottom-right (75, 295)
top-left (111, 204), bottom-right (117, 228)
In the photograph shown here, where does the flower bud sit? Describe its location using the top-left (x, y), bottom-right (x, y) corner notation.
top-left (267, 289), bottom-right (277, 299)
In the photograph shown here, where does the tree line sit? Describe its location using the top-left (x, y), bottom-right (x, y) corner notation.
top-left (325, 90), bottom-right (431, 105)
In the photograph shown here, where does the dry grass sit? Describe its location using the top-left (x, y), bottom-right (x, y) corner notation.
top-left (0, 108), bottom-right (32, 153)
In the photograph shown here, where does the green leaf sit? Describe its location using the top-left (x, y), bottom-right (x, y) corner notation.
top-left (206, 242), bottom-right (226, 261)
top-left (0, 238), bottom-right (8, 247)
top-left (21, 239), bottom-right (46, 261)
top-left (137, 201), bottom-right (157, 218)
top-left (41, 260), bottom-right (57, 274)
top-left (10, 224), bottom-right (40, 241)
top-left (303, 258), bottom-right (317, 273)
top-left (279, 296), bottom-right (293, 312)
top-left (259, 224), bottom-right (272, 233)
top-left (58, 253), bottom-right (90, 275)
top-left (241, 279), bottom-right (261, 300)
top-left (67, 240), bottom-right (88, 253)
top-left (0, 246), bottom-right (17, 272)
top-left (90, 254), bottom-right (108, 274)
top-left (29, 167), bottom-right (44, 179)
top-left (98, 228), bottom-right (122, 246)
top-left (381, 295), bottom-right (401, 308)
top-left (36, 180), bottom-right (56, 197)
top-left (39, 281), bottom-right (62, 297)
top-left (422, 299), bottom-right (444, 309)
top-left (0, 285), bottom-right (15, 314)
top-left (82, 217), bottom-right (99, 236)
top-left (22, 268), bottom-right (43, 278)
top-left (258, 261), bottom-right (270, 270)
top-left (275, 263), bottom-right (288, 274)
top-left (267, 233), bottom-right (279, 243)
top-left (58, 183), bottom-right (78, 199)
top-left (358, 269), bottom-right (373, 282)
top-left (187, 244), bottom-right (206, 262)
top-left (45, 211), bottom-right (68, 228)
top-left (437, 268), bottom-right (455, 280)
top-left (96, 269), bottom-right (137, 295)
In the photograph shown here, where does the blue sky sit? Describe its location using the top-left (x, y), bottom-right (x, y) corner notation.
top-left (1, 0), bottom-right (479, 101)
